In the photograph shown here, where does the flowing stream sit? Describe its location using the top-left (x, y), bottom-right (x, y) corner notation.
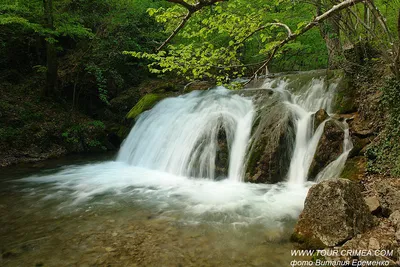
top-left (0, 71), bottom-right (352, 266)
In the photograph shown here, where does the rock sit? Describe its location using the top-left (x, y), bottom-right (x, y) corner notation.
top-left (389, 210), bottom-right (400, 228)
top-left (341, 156), bottom-right (365, 181)
top-left (396, 230), bottom-right (400, 242)
top-left (215, 126), bottom-right (229, 178)
top-left (368, 237), bottom-right (380, 250)
top-left (364, 196), bottom-right (381, 214)
top-left (313, 109), bottom-right (329, 131)
top-left (375, 181), bottom-right (400, 217)
top-left (349, 135), bottom-right (372, 158)
top-left (244, 91), bottom-right (295, 183)
top-left (126, 94), bottom-right (164, 120)
top-left (292, 179), bottom-right (375, 248)
top-left (183, 81), bottom-right (214, 93)
top-left (307, 120), bottom-right (344, 180)
top-left (339, 220), bottom-right (398, 263)
top-left (105, 247), bottom-right (116, 252)
top-left (333, 75), bottom-right (357, 114)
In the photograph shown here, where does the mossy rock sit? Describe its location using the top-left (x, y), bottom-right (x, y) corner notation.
top-left (244, 90), bottom-right (295, 183)
top-left (292, 179), bottom-right (375, 248)
top-left (290, 232), bottom-right (325, 250)
top-left (333, 76), bottom-right (357, 114)
top-left (126, 94), bottom-right (163, 120)
top-left (308, 120), bottom-right (344, 180)
top-left (183, 81), bottom-right (214, 93)
top-left (341, 156), bottom-right (365, 181)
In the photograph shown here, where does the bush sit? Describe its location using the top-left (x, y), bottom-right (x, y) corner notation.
top-left (366, 78), bottom-right (400, 176)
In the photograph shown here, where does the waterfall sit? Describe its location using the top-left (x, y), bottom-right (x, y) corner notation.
top-left (118, 71), bottom-right (351, 185)
top-left (315, 121), bottom-right (353, 182)
top-left (259, 74), bottom-right (351, 184)
top-left (117, 87), bottom-right (254, 182)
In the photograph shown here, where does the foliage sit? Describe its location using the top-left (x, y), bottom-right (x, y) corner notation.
top-left (126, 0), bottom-right (400, 83)
top-left (366, 78), bottom-right (400, 176)
top-left (126, 93), bottom-right (162, 120)
top-left (0, 0), bottom-right (167, 108)
top-left (62, 120), bottom-right (106, 150)
top-left (127, 0), bottom-right (330, 83)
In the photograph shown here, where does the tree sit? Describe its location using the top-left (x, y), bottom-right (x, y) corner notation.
top-left (0, 0), bottom-right (93, 96)
top-left (43, 0), bottom-right (57, 96)
top-left (127, 0), bottom-right (400, 83)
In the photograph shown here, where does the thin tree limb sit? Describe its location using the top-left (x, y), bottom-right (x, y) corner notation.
top-left (157, 12), bottom-right (192, 52)
top-left (244, 0), bottom-right (365, 86)
top-left (365, 0), bottom-right (393, 42)
top-left (236, 23), bottom-right (293, 45)
top-left (157, 0), bottom-right (226, 52)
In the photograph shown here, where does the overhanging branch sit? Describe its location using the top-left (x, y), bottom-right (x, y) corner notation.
top-left (244, 0), bottom-right (365, 86)
top-left (237, 22), bottom-right (293, 45)
top-left (157, 0), bottom-right (226, 52)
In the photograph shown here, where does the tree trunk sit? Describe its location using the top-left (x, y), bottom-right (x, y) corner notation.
top-left (395, 8), bottom-right (400, 79)
top-left (324, 16), bottom-right (342, 69)
top-left (43, 0), bottom-right (58, 97)
top-left (316, 0), bottom-right (342, 69)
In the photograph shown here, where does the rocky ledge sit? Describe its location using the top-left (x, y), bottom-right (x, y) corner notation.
top-left (292, 178), bottom-right (400, 264)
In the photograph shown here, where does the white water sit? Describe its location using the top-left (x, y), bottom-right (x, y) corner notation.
top-left (15, 72), bottom-right (352, 228)
top-left (316, 120), bottom-right (353, 182)
top-left (261, 76), bottom-right (351, 184)
top-left (19, 162), bottom-right (310, 225)
top-left (117, 87), bottom-right (254, 182)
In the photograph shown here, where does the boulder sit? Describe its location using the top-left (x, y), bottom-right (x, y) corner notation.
top-left (341, 156), bottom-right (365, 181)
top-left (313, 109), bottom-right (329, 131)
top-left (244, 91), bottom-right (295, 183)
top-left (338, 220), bottom-right (398, 264)
top-left (215, 126), bottom-right (229, 178)
top-left (375, 181), bottom-right (400, 217)
top-left (126, 94), bottom-right (164, 120)
top-left (292, 179), bottom-right (375, 248)
top-left (307, 120), bottom-right (344, 180)
top-left (183, 81), bottom-right (214, 93)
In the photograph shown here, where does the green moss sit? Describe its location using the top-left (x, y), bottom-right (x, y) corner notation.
top-left (341, 157), bottom-right (364, 181)
top-left (333, 76), bottom-right (357, 114)
top-left (290, 232), bottom-right (325, 250)
top-left (126, 93), bottom-right (162, 120)
top-left (367, 78), bottom-right (400, 177)
top-left (311, 251), bottom-right (326, 262)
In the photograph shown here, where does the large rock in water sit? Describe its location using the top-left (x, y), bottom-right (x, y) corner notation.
top-left (243, 90), bottom-right (295, 183)
top-left (215, 126), bottom-right (229, 178)
top-left (292, 179), bottom-right (375, 248)
top-left (308, 119), bottom-right (344, 180)
top-left (313, 109), bottom-right (329, 130)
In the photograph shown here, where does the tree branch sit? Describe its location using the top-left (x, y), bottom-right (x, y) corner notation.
top-left (365, 0), bottom-right (393, 42)
top-left (157, 12), bottom-right (192, 52)
top-left (167, 0), bottom-right (194, 11)
top-left (157, 0), bottom-right (226, 52)
top-left (236, 23), bottom-right (293, 45)
top-left (244, 0), bottom-right (365, 86)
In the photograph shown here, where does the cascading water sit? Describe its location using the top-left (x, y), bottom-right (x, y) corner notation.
top-left (5, 71), bottom-right (356, 267)
top-left (259, 73), bottom-right (352, 184)
top-left (117, 87), bottom-right (254, 182)
top-left (14, 71), bottom-right (353, 233)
